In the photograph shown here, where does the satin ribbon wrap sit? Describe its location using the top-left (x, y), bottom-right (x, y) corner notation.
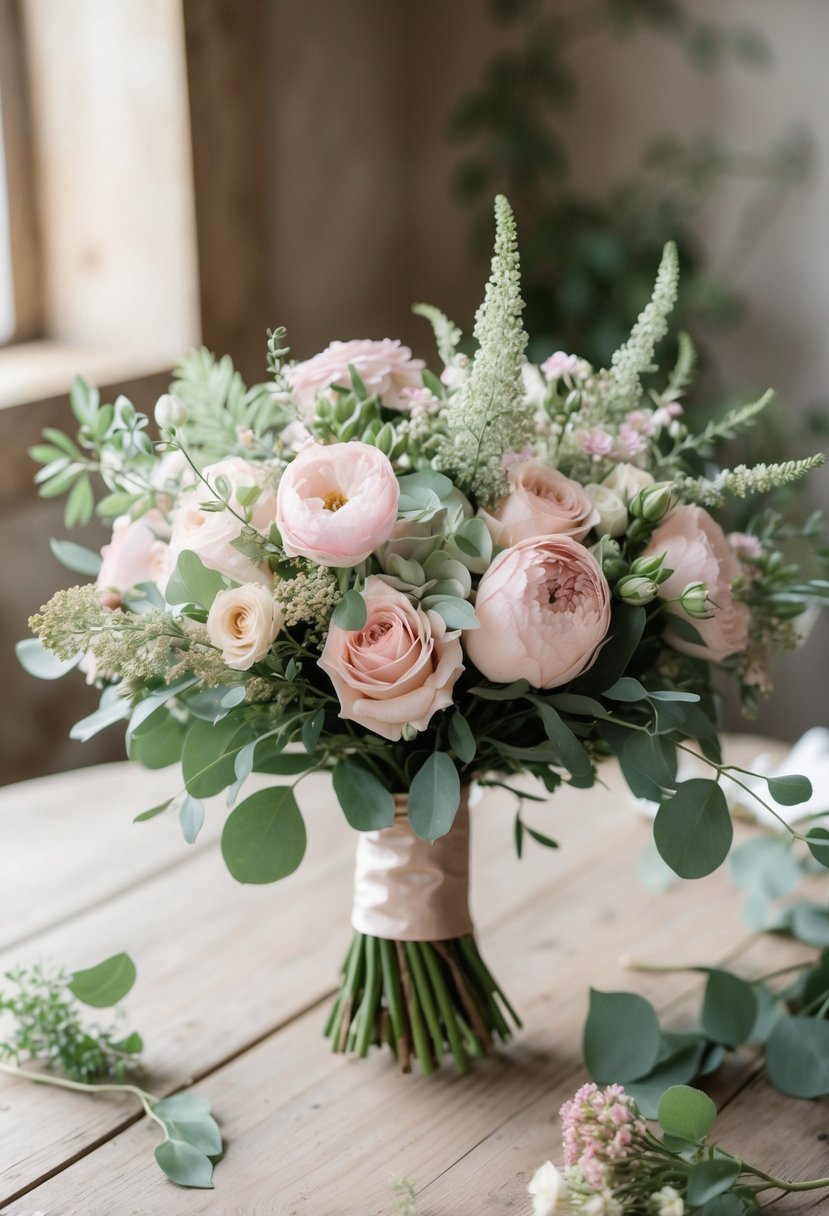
top-left (351, 790), bottom-right (474, 941)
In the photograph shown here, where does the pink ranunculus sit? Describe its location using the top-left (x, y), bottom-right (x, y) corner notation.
top-left (288, 339), bottom-right (425, 415)
top-left (645, 504), bottom-right (751, 663)
top-left (162, 457), bottom-right (277, 591)
top-left (480, 463), bottom-right (599, 547)
top-left (97, 509), bottom-right (170, 606)
top-left (465, 535), bottom-right (611, 688)
top-left (276, 441), bottom-right (399, 568)
top-left (319, 576), bottom-right (464, 741)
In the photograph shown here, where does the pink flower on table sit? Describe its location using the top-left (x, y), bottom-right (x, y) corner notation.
top-left (162, 457), bottom-right (277, 591)
top-left (96, 509), bottom-right (170, 607)
top-left (464, 535), bottom-right (611, 688)
top-left (644, 504), bottom-right (751, 663)
top-left (541, 351), bottom-right (580, 381)
top-left (319, 576), bottom-right (464, 742)
top-left (579, 428), bottom-right (615, 459)
top-left (480, 463), bottom-right (599, 546)
top-left (276, 441), bottom-right (399, 568)
top-left (288, 339), bottom-right (425, 414)
top-left (559, 1083), bottom-right (645, 1188)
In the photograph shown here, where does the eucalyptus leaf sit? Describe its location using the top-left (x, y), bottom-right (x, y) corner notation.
top-left (15, 638), bottom-right (80, 681)
top-left (766, 773), bottom-right (813, 806)
top-left (687, 1159), bottom-right (742, 1207)
top-left (604, 676), bottom-right (648, 701)
top-left (49, 537), bottom-right (102, 576)
top-left (583, 989), bottom-right (661, 1083)
top-left (154, 1139), bottom-right (214, 1189)
top-left (654, 779), bottom-right (732, 879)
top-left (526, 697), bottom-right (592, 784)
top-left (70, 695), bottom-right (132, 741)
top-left (448, 711), bottom-right (476, 764)
top-left (332, 760), bottom-right (395, 830)
top-left (179, 795), bottom-right (205, 845)
top-left (165, 550), bottom-right (228, 609)
top-left (430, 597), bottom-right (480, 630)
top-left (701, 970), bottom-right (757, 1047)
top-left (408, 752), bottom-right (461, 841)
top-left (806, 827), bottom-right (829, 868)
top-left (790, 902), bottom-right (829, 947)
top-left (182, 717), bottom-right (250, 798)
top-left (657, 1085), bottom-right (717, 1143)
top-left (331, 588), bottom-right (367, 631)
top-left (766, 1015), bottom-right (829, 1097)
top-left (301, 708), bottom-right (325, 755)
top-left (621, 731), bottom-right (677, 801)
top-left (69, 953), bottom-right (136, 1008)
top-left (221, 787), bottom-right (307, 884)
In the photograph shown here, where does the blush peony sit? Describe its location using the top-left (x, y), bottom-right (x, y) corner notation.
top-left (318, 576), bottom-right (464, 741)
top-left (464, 535), bottom-right (611, 688)
top-left (288, 339), bottom-right (425, 414)
top-left (206, 584), bottom-right (283, 670)
top-left (97, 509), bottom-right (170, 607)
top-left (162, 457), bottom-right (277, 591)
top-left (645, 504), bottom-right (750, 663)
top-left (276, 441), bottom-right (399, 568)
top-left (480, 463), bottom-right (599, 547)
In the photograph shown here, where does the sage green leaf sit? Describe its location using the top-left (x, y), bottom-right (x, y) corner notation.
top-left (807, 827), bottom-right (829, 868)
top-left (182, 716), bottom-right (249, 798)
top-left (604, 677), bottom-right (648, 701)
top-left (470, 679), bottom-right (530, 700)
top-left (701, 970), bottom-right (757, 1047)
top-left (657, 1085), bottom-right (717, 1143)
top-left (698, 1197), bottom-right (743, 1216)
top-left (153, 1093), bottom-right (213, 1117)
top-left (408, 752), bottom-right (461, 841)
top-left (110, 1031), bottom-right (143, 1054)
top-left (766, 773), bottom-right (813, 806)
top-left (64, 473), bottom-right (94, 527)
top-left (221, 787), bottom-right (306, 884)
top-left (333, 760), bottom-right (395, 831)
top-left (525, 826), bottom-right (558, 850)
top-left (654, 779), bottom-right (732, 879)
top-left (153, 1103), bottom-right (222, 1157)
top-left (687, 1159), bottom-right (742, 1207)
top-left (430, 597), bottom-right (479, 631)
top-left (331, 588), bottom-right (367, 630)
top-left (301, 708), bottom-right (325, 755)
top-left (154, 1139), bottom-right (214, 1189)
top-left (69, 953), bottom-right (137, 1007)
top-left (49, 537), bottom-right (102, 575)
top-left (766, 1015), bottom-right (829, 1097)
top-left (179, 795), bottom-right (205, 845)
top-left (527, 697), bottom-right (592, 783)
top-left (583, 989), bottom-right (660, 1083)
top-left (791, 902), bottom-right (829, 947)
top-left (572, 604), bottom-right (646, 694)
top-left (448, 711), bottom-right (476, 764)
top-left (253, 748), bottom-right (318, 776)
top-left (165, 550), bottom-right (228, 609)
top-left (621, 731), bottom-right (677, 800)
top-left (15, 638), bottom-right (80, 680)
top-left (128, 709), bottom-right (186, 770)
top-left (624, 1036), bottom-right (707, 1117)
top-left (134, 800), bottom-right (172, 823)
top-left (70, 695), bottom-right (132, 741)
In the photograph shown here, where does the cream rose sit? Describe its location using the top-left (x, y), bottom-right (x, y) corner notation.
top-left (464, 535), bottom-right (611, 688)
top-left (97, 509), bottom-right (169, 607)
top-left (206, 584), bottom-right (283, 670)
top-left (602, 463), bottom-right (654, 503)
top-left (644, 504), bottom-right (751, 663)
top-left (276, 441), bottom-right (399, 568)
top-left (318, 576), bottom-right (464, 741)
top-left (481, 463), bottom-right (599, 547)
top-left (162, 457), bottom-right (277, 592)
top-left (288, 339), bottom-right (425, 415)
top-left (584, 484), bottom-right (627, 538)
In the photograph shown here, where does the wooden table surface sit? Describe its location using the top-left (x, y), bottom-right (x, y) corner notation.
top-left (0, 736), bottom-right (825, 1215)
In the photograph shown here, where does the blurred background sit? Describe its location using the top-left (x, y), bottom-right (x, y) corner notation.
top-left (1, 0), bottom-right (827, 786)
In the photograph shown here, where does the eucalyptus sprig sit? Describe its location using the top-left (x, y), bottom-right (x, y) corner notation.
top-left (0, 953), bottom-right (223, 1190)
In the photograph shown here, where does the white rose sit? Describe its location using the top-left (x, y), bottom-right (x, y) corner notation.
top-left (652, 1186), bottom-right (684, 1216)
top-left (584, 1192), bottom-right (623, 1216)
top-left (206, 584), bottom-right (283, 670)
top-left (154, 392), bottom-right (189, 430)
top-left (584, 484), bottom-right (627, 538)
top-left (528, 1161), bottom-right (567, 1216)
top-left (602, 463), bottom-right (654, 503)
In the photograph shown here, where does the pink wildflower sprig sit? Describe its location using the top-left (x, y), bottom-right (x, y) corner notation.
top-left (560, 1083), bottom-right (646, 1188)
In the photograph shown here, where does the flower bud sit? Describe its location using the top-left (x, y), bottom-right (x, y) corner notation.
top-left (629, 553), bottom-right (666, 580)
top-left (630, 482), bottom-right (673, 523)
top-left (615, 575), bottom-right (658, 606)
top-left (402, 723), bottom-right (419, 742)
top-left (154, 393), bottom-right (188, 430)
top-left (584, 484), bottom-right (627, 538)
top-left (374, 421), bottom-right (396, 457)
top-left (679, 581), bottom-right (714, 619)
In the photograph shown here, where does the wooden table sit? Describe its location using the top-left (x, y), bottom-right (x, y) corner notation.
top-left (0, 737), bottom-right (825, 1215)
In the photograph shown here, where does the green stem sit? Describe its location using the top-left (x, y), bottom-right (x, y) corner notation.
top-left (405, 943), bottom-right (446, 1066)
top-left (355, 936), bottom-right (381, 1057)
top-left (0, 1060), bottom-right (165, 1133)
top-left (379, 938), bottom-right (408, 1070)
top-left (420, 943), bottom-right (469, 1075)
top-left (397, 942), bottom-right (433, 1077)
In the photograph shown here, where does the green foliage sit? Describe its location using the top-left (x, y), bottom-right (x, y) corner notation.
top-left (657, 1084), bottom-right (717, 1143)
top-left (169, 347), bottom-right (289, 458)
top-left (68, 953), bottom-right (137, 1009)
top-left (583, 989), bottom-right (661, 1083)
top-left (407, 752), bottom-right (461, 841)
top-left (653, 779), bottom-right (733, 879)
top-left (765, 1015), bottom-right (829, 1098)
top-left (333, 760), bottom-right (395, 831)
top-left (165, 551), bottom-right (232, 609)
top-left (221, 787), bottom-right (307, 883)
top-left (411, 303), bottom-right (462, 366)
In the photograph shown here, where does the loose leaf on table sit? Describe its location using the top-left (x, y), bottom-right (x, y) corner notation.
top-left (152, 1094), bottom-right (222, 1156)
top-left (154, 1139), bottom-right (215, 1189)
top-left (653, 779), bottom-right (732, 879)
top-left (583, 989), bottom-right (661, 1084)
top-left (687, 1159), bottom-right (743, 1207)
top-left (69, 953), bottom-right (137, 1008)
top-left (408, 752), bottom-right (461, 841)
top-left (701, 969), bottom-right (757, 1047)
top-left (221, 787), bottom-right (307, 883)
top-left (765, 1015), bottom-right (829, 1097)
top-left (333, 759), bottom-right (395, 830)
top-left (657, 1084), bottom-right (717, 1143)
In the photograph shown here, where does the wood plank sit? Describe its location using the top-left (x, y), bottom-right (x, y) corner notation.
top-left (4, 745), bottom-right (782, 1214)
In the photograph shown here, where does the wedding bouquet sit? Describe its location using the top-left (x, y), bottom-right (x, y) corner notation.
top-left (20, 196), bottom-right (826, 1076)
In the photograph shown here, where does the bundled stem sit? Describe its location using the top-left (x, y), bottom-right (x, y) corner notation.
top-left (324, 932), bottom-right (521, 1075)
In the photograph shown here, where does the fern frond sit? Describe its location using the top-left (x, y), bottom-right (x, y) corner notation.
top-left (169, 348), bottom-right (290, 458)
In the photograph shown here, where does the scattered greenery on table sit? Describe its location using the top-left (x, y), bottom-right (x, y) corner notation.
top-left (0, 953), bottom-right (222, 1190)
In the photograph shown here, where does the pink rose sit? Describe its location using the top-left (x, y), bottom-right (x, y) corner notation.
top-left (319, 576), bottom-right (464, 741)
top-left (465, 535), bottom-right (611, 688)
top-left (481, 463), bottom-right (599, 547)
top-left (276, 441), bottom-right (399, 568)
top-left (97, 509), bottom-right (169, 606)
top-left (162, 457), bottom-right (277, 591)
top-left (288, 339), bottom-right (425, 415)
top-left (645, 505), bottom-right (750, 663)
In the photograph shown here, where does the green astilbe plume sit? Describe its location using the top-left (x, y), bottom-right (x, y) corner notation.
top-left (438, 194), bottom-right (530, 504)
top-left (412, 303), bottom-right (462, 367)
top-left (676, 453), bottom-right (826, 506)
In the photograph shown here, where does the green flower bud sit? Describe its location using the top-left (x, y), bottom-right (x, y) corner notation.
top-left (401, 723), bottom-right (418, 742)
top-left (630, 482), bottom-right (674, 523)
top-left (374, 421), bottom-right (396, 457)
top-left (679, 581), bottom-right (714, 619)
top-left (629, 553), bottom-right (666, 580)
top-left (334, 396), bottom-right (355, 425)
top-left (615, 575), bottom-right (658, 606)
top-left (315, 397), bottom-right (334, 421)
